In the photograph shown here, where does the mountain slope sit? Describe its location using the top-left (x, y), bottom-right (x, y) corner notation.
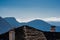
top-left (0, 17), bottom-right (12, 34)
top-left (56, 26), bottom-right (60, 32)
top-left (27, 19), bottom-right (51, 31)
top-left (4, 17), bottom-right (60, 32)
top-left (4, 18), bottom-right (51, 31)
top-left (48, 21), bottom-right (60, 26)
top-left (4, 17), bottom-right (22, 28)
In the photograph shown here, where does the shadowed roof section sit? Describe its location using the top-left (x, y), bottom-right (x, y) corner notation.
top-left (0, 17), bottom-right (12, 34)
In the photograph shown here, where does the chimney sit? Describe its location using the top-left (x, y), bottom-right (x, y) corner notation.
top-left (50, 26), bottom-right (56, 32)
top-left (9, 30), bottom-right (15, 40)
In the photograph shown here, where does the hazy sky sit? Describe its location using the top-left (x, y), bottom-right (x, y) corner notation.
top-left (0, 0), bottom-right (60, 22)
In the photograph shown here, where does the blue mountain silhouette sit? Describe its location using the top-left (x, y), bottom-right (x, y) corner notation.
top-left (4, 17), bottom-right (51, 31)
top-left (3, 17), bottom-right (60, 32)
top-left (48, 21), bottom-right (60, 32)
top-left (48, 21), bottom-right (60, 26)
top-left (0, 17), bottom-right (12, 34)
top-left (1, 17), bottom-right (60, 34)
top-left (4, 17), bottom-right (22, 28)
top-left (27, 19), bottom-right (51, 31)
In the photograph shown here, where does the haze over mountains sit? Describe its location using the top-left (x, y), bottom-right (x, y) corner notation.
top-left (0, 17), bottom-right (60, 34)
top-left (48, 21), bottom-right (60, 26)
top-left (4, 17), bottom-right (60, 32)
top-left (4, 17), bottom-right (51, 31)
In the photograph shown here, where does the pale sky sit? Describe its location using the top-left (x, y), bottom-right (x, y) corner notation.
top-left (0, 0), bottom-right (60, 22)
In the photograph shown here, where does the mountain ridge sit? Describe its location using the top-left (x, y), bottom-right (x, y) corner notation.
top-left (0, 17), bottom-right (60, 33)
top-left (4, 17), bottom-right (51, 31)
top-left (0, 17), bottom-right (12, 34)
top-left (48, 21), bottom-right (60, 26)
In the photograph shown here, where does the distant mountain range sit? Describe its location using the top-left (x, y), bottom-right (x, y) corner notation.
top-left (0, 17), bottom-right (60, 34)
top-left (4, 17), bottom-right (60, 32)
top-left (47, 21), bottom-right (60, 32)
top-left (27, 19), bottom-right (51, 31)
top-left (4, 17), bottom-right (51, 31)
top-left (4, 17), bottom-right (21, 27)
top-left (0, 17), bottom-right (12, 34)
top-left (48, 21), bottom-right (60, 26)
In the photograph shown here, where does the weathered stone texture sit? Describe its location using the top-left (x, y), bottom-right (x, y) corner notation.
top-left (23, 26), bottom-right (47, 40)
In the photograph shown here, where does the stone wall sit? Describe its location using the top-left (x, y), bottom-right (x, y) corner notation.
top-left (2, 26), bottom-right (60, 40)
top-left (23, 26), bottom-right (47, 40)
top-left (15, 26), bottom-right (47, 40)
